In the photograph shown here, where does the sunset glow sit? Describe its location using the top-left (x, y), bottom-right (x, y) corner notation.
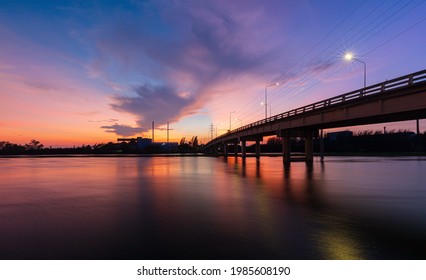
top-left (1, 1), bottom-right (426, 146)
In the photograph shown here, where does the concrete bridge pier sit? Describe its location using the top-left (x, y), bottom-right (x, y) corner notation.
top-left (320, 129), bottom-right (325, 162)
top-left (223, 142), bottom-right (228, 158)
top-left (233, 140), bottom-right (238, 157)
top-left (280, 129), bottom-right (317, 163)
top-left (241, 139), bottom-right (247, 159)
top-left (304, 130), bottom-right (314, 163)
top-left (210, 144), bottom-right (218, 156)
top-left (417, 119), bottom-right (420, 135)
top-left (255, 139), bottom-right (261, 159)
top-left (281, 130), bottom-right (291, 164)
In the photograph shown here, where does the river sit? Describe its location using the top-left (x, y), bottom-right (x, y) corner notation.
top-left (0, 155), bottom-right (425, 259)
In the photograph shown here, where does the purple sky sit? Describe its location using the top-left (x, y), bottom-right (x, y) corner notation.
top-left (1, 0), bottom-right (426, 145)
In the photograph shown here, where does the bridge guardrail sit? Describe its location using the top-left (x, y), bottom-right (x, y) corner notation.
top-left (207, 69), bottom-right (426, 145)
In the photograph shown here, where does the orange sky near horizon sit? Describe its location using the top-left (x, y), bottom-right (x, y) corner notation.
top-left (1, 1), bottom-right (426, 147)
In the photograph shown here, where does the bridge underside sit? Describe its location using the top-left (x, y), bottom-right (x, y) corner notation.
top-left (203, 71), bottom-right (426, 163)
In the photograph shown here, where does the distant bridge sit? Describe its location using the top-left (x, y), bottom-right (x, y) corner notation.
top-left (202, 69), bottom-right (426, 162)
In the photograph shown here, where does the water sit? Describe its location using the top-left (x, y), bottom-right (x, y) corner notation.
top-left (0, 155), bottom-right (425, 259)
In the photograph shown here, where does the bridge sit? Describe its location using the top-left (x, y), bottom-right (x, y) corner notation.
top-left (202, 69), bottom-right (426, 162)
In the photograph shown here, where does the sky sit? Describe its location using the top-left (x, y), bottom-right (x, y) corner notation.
top-left (1, 0), bottom-right (426, 147)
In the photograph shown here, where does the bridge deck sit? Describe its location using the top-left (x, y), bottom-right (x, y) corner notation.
top-left (205, 69), bottom-right (426, 149)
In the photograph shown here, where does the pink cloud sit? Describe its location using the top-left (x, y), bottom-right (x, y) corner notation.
top-left (101, 123), bottom-right (142, 137)
top-left (85, 0), bottom-right (315, 135)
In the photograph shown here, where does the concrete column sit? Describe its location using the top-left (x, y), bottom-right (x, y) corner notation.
top-left (320, 129), bottom-right (325, 162)
top-left (223, 143), bottom-right (228, 158)
top-left (234, 140), bottom-right (238, 157)
top-left (417, 119), bottom-right (420, 135)
top-left (305, 130), bottom-right (314, 163)
top-left (241, 140), bottom-right (247, 159)
top-left (282, 132), bottom-right (291, 163)
top-left (416, 119), bottom-right (421, 152)
top-left (255, 139), bottom-right (261, 159)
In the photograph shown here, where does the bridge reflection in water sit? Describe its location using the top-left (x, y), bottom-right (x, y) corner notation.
top-left (203, 69), bottom-right (426, 163)
top-left (221, 156), bottom-right (426, 259)
top-left (0, 156), bottom-right (425, 259)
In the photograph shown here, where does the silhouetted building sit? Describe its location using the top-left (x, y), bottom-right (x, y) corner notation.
top-left (137, 138), bottom-right (153, 150)
top-left (117, 137), bottom-right (152, 152)
top-left (117, 137), bottom-right (178, 153)
top-left (160, 142), bottom-right (178, 151)
top-left (326, 131), bottom-right (353, 141)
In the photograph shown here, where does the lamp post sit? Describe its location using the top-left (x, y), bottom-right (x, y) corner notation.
top-left (344, 52), bottom-right (366, 88)
top-left (229, 110), bottom-right (238, 131)
top-left (235, 118), bottom-right (242, 127)
top-left (264, 83), bottom-right (279, 118)
top-left (261, 102), bottom-right (271, 117)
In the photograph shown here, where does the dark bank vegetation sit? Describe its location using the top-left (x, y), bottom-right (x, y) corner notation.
top-left (0, 136), bottom-right (200, 155)
top-left (2, 130), bottom-right (426, 156)
top-left (222, 130), bottom-right (426, 155)
top-left (257, 129), bottom-right (426, 154)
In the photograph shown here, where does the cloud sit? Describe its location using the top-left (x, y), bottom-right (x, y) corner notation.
top-left (111, 84), bottom-right (197, 125)
top-left (88, 118), bottom-right (119, 123)
top-left (24, 80), bottom-right (60, 91)
top-left (84, 0), bottom-right (332, 135)
top-left (101, 123), bottom-right (143, 137)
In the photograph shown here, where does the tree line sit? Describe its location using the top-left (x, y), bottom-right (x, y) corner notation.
top-left (2, 131), bottom-right (425, 155)
top-left (261, 130), bottom-right (426, 154)
top-left (0, 137), bottom-right (200, 155)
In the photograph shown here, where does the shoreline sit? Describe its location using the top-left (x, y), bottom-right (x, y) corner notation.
top-left (1, 152), bottom-right (426, 158)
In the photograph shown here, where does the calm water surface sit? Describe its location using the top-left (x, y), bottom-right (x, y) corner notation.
top-left (0, 156), bottom-right (425, 259)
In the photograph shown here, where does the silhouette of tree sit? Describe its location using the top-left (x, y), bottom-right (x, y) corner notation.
top-left (191, 136), bottom-right (198, 149)
top-left (177, 136), bottom-right (199, 152)
top-left (0, 141), bottom-right (8, 150)
top-left (0, 142), bottom-right (25, 154)
top-left (267, 137), bottom-right (282, 145)
top-left (25, 139), bottom-right (44, 150)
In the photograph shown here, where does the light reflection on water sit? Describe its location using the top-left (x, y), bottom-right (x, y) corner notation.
top-left (0, 156), bottom-right (425, 259)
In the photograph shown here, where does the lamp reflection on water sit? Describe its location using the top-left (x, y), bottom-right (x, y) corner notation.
top-left (316, 225), bottom-right (363, 259)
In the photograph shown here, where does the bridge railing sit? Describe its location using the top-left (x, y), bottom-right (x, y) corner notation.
top-left (208, 69), bottom-right (426, 144)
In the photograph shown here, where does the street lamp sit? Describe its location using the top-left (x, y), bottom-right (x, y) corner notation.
top-left (264, 83), bottom-right (279, 118)
top-left (229, 110), bottom-right (238, 131)
top-left (235, 118), bottom-right (242, 127)
top-left (261, 102), bottom-right (271, 117)
top-left (344, 52), bottom-right (366, 88)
